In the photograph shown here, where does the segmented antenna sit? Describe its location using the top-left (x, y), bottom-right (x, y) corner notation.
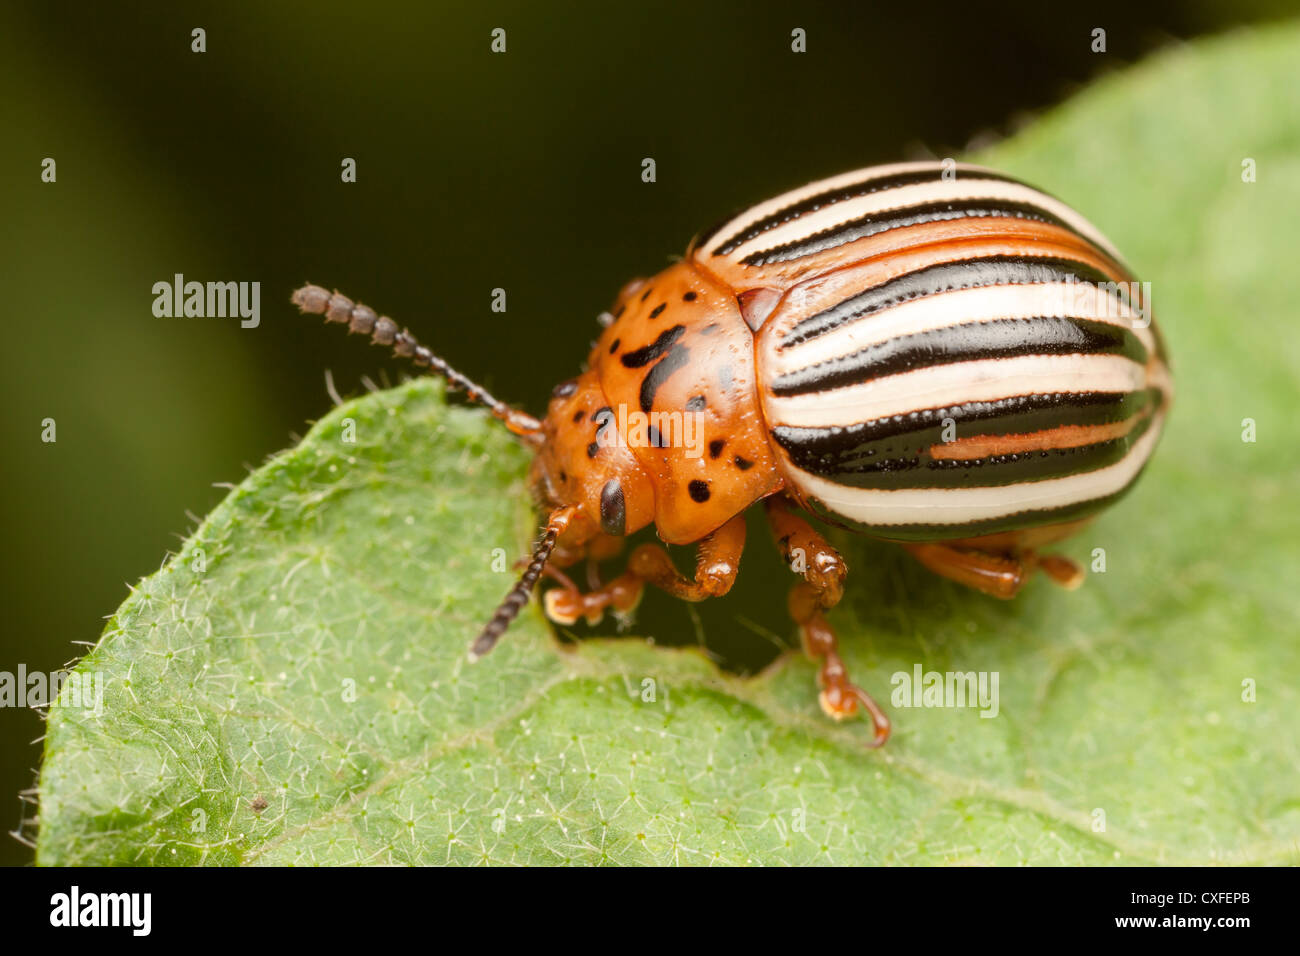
top-left (291, 284), bottom-right (544, 443)
top-left (470, 505), bottom-right (579, 660)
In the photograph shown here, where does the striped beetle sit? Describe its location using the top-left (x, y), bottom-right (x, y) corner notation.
top-left (293, 161), bottom-right (1171, 747)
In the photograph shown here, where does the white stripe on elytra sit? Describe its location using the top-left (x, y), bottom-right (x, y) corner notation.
top-left (768, 282), bottom-right (1156, 369)
top-left (703, 162), bottom-right (994, 257)
top-left (786, 408), bottom-right (1165, 528)
top-left (764, 353), bottom-right (1149, 429)
top-left (724, 178), bottom-right (1124, 266)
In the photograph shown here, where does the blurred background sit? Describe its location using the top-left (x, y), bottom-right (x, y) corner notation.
top-left (2, 0), bottom-right (1293, 865)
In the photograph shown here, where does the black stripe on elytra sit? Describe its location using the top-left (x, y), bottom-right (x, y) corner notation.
top-left (780, 409), bottom-right (1157, 491)
top-left (803, 485), bottom-right (1140, 543)
top-left (620, 325), bottom-right (686, 368)
top-left (711, 169), bottom-right (1025, 256)
top-left (772, 389), bottom-right (1160, 472)
top-left (772, 315), bottom-right (1148, 397)
top-left (780, 255), bottom-right (1124, 349)
top-left (740, 198), bottom-right (1079, 268)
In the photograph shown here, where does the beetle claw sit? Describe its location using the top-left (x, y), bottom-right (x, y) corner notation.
top-left (543, 588), bottom-right (586, 626)
top-left (819, 686), bottom-right (891, 747)
top-left (542, 587), bottom-right (618, 627)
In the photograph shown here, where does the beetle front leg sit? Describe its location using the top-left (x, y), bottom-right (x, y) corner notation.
top-left (530, 533), bottom-right (629, 624)
top-left (543, 514), bottom-right (746, 626)
top-left (766, 497), bottom-right (890, 746)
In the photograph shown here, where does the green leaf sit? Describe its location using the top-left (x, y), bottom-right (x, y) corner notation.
top-left (38, 23), bottom-right (1300, 865)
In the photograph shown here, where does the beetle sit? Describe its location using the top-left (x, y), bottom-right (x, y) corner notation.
top-left (292, 160), bottom-right (1171, 747)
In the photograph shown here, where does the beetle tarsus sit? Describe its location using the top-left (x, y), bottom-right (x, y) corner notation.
top-left (788, 580), bottom-right (891, 747)
top-left (1039, 553), bottom-right (1085, 590)
top-left (543, 575), bottom-right (641, 627)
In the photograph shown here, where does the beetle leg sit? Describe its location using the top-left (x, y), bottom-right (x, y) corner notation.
top-left (1039, 553), bottom-right (1085, 589)
top-left (901, 543), bottom-right (1033, 599)
top-left (766, 497), bottom-right (846, 605)
top-left (766, 497), bottom-right (890, 746)
top-left (901, 542), bottom-right (1084, 598)
top-left (585, 558), bottom-right (602, 592)
top-left (542, 573), bottom-right (642, 627)
top-left (538, 563), bottom-right (579, 591)
top-left (543, 513), bottom-right (746, 626)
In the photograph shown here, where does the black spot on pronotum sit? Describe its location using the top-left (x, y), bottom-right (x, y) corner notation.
top-left (640, 348), bottom-right (690, 414)
top-left (614, 304), bottom-right (626, 318)
top-left (685, 394), bottom-right (707, 412)
top-left (621, 326), bottom-right (691, 414)
top-left (649, 303), bottom-right (666, 319)
top-left (609, 338), bottom-right (620, 354)
top-left (600, 479), bottom-right (626, 536)
top-left (640, 286), bottom-right (654, 303)
top-left (688, 480), bottom-right (711, 503)
top-left (586, 442), bottom-right (599, 458)
top-left (683, 291), bottom-right (697, 302)
top-left (559, 470), bottom-right (568, 483)
top-left (734, 455), bottom-right (753, 470)
top-left (709, 439), bottom-right (725, 459)
top-left (620, 325), bottom-right (686, 369)
top-left (552, 380), bottom-right (578, 398)
top-left (572, 409), bottom-right (586, 423)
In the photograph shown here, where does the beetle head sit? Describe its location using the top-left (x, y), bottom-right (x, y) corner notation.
top-left (530, 370), bottom-right (657, 545)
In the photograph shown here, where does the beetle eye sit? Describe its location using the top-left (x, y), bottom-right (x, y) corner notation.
top-left (599, 479), bottom-right (626, 537)
top-left (552, 379), bottom-right (578, 399)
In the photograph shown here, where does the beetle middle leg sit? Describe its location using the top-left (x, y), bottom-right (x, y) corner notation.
top-left (901, 522), bottom-right (1087, 599)
top-left (543, 514), bottom-right (746, 626)
top-left (766, 497), bottom-right (891, 746)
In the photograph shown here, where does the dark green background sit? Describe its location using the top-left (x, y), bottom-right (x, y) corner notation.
top-left (1, 0), bottom-right (1290, 865)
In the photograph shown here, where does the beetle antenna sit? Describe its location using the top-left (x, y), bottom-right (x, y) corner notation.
top-left (469, 506), bottom-right (579, 660)
top-left (292, 284), bottom-right (544, 445)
